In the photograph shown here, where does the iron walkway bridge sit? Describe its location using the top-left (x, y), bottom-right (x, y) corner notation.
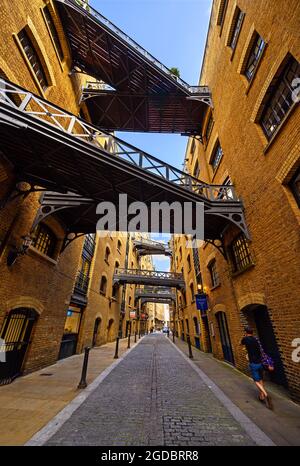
top-left (133, 238), bottom-right (172, 257)
top-left (114, 269), bottom-right (185, 289)
top-left (0, 79), bottom-right (249, 246)
top-left (135, 287), bottom-right (176, 305)
top-left (55, 0), bottom-right (212, 135)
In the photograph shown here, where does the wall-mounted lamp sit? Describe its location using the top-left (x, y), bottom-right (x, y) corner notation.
top-left (6, 234), bottom-right (33, 267)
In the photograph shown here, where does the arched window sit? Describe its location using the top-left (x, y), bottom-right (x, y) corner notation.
top-left (112, 283), bottom-right (119, 299)
top-left (193, 317), bottom-right (200, 335)
top-left (190, 283), bottom-right (195, 302)
top-left (105, 246), bottom-right (110, 263)
top-left (32, 223), bottom-right (56, 258)
top-left (17, 29), bottom-right (49, 91)
top-left (128, 296), bottom-right (132, 306)
top-left (115, 260), bottom-right (120, 270)
top-left (117, 239), bottom-right (122, 252)
top-left (100, 275), bottom-right (107, 295)
top-left (187, 254), bottom-right (191, 271)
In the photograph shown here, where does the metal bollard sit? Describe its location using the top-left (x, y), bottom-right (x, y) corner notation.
top-left (127, 332), bottom-right (131, 349)
top-left (114, 336), bottom-right (120, 359)
top-left (187, 335), bottom-right (193, 359)
top-left (78, 346), bottom-right (91, 389)
top-left (134, 332), bottom-right (137, 343)
top-left (172, 329), bottom-right (175, 343)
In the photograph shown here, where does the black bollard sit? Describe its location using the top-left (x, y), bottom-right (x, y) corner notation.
top-left (127, 332), bottom-right (131, 349)
top-left (187, 335), bottom-right (193, 359)
top-left (134, 332), bottom-right (137, 343)
top-left (114, 336), bottom-right (120, 359)
top-left (172, 329), bottom-right (175, 343)
top-left (78, 346), bottom-right (91, 389)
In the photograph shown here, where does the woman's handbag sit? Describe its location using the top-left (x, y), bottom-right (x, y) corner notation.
top-left (255, 337), bottom-right (275, 371)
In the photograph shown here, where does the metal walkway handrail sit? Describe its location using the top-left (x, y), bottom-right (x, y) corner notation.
top-left (61, 0), bottom-right (208, 96)
top-left (0, 79), bottom-right (237, 204)
top-left (115, 269), bottom-right (182, 280)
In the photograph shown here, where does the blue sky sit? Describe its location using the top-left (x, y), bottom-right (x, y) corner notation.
top-left (90, 0), bottom-right (212, 270)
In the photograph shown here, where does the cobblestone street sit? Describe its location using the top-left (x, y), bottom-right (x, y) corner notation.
top-left (40, 334), bottom-right (272, 446)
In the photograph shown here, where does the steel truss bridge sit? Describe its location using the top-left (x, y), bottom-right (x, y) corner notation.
top-left (135, 286), bottom-right (176, 305)
top-left (0, 80), bottom-right (248, 249)
top-left (133, 238), bottom-right (172, 257)
top-left (55, 0), bottom-right (212, 135)
top-left (114, 269), bottom-right (185, 289)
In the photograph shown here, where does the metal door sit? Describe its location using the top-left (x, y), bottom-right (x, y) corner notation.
top-left (216, 312), bottom-right (235, 364)
top-left (0, 308), bottom-right (37, 385)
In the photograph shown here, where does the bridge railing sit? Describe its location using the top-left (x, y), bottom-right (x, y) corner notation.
top-left (115, 268), bottom-right (183, 280)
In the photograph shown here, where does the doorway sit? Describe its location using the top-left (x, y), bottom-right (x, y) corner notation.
top-left (0, 308), bottom-right (38, 385)
top-left (92, 317), bottom-right (101, 347)
top-left (251, 305), bottom-right (287, 387)
top-left (216, 311), bottom-right (235, 364)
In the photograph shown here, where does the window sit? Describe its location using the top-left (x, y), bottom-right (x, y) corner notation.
top-left (179, 246), bottom-right (182, 261)
top-left (290, 167), bottom-right (300, 208)
top-left (260, 55), bottom-right (300, 140)
top-left (32, 223), bottom-right (56, 257)
top-left (218, 176), bottom-right (234, 199)
top-left (208, 260), bottom-right (220, 287)
top-left (18, 29), bottom-right (48, 91)
top-left (185, 318), bottom-right (190, 334)
top-left (187, 254), bottom-right (191, 272)
top-left (228, 234), bottom-right (252, 273)
top-left (193, 317), bottom-right (200, 335)
top-left (193, 160), bottom-right (200, 179)
top-left (190, 138), bottom-right (196, 156)
top-left (100, 275), bottom-right (107, 295)
top-left (112, 283), bottom-right (119, 299)
top-left (217, 0), bottom-right (228, 27)
top-left (117, 239), bottom-right (122, 252)
top-left (204, 113), bottom-right (214, 143)
top-left (83, 233), bottom-right (95, 257)
top-left (128, 296), bottom-right (132, 306)
top-left (228, 8), bottom-right (244, 50)
top-left (43, 5), bottom-right (64, 61)
top-left (190, 283), bottom-right (195, 302)
top-left (210, 142), bottom-right (223, 172)
top-left (244, 33), bottom-right (265, 81)
top-left (105, 246), bottom-right (110, 263)
top-left (115, 260), bottom-right (120, 270)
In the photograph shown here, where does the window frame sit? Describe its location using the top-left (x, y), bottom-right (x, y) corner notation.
top-left (210, 141), bottom-right (224, 173)
top-left (227, 7), bottom-right (245, 51)
top-left (208, 259), bottom-right (220, 288)
top-left (32, 223), bottom-right (56, 258)
top-left (100, 275), bottom-right (108, 295)
top-left (228, 233), bottom-right (253, 274)
top-left (244, 33), bottom-right (266, 83)
top-left (17, 28), bottom-right (49, 92)
top-left (289, 167), bottom-right (300, 208)
top-left (259, 55), bottom-right (300, 141)
top-left (42, 4), bottom-right (64, 64)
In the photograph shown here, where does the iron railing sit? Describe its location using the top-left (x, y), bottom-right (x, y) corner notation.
top-left (115, 268), bottom-right (183, 280)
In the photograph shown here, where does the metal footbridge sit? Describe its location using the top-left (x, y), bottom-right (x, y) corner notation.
top-left (133, 238), bottom-right (172, 257)
top-left (55, 0), bottom-right (212, 135)
top-left (0, 80), bottom-right (248, 246)
top-left (135, 286), bottom-right (176, 305)
top-left (114, 269), bottom-right (185, 289)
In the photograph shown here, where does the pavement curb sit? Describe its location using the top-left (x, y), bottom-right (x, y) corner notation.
top-left (168, 337), bottom-right (276, 446)
top-left (25, 337), bottom-right (144, 446)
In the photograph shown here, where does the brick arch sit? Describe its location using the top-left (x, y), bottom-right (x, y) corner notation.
top-left (4, 296), bottom-right (44, 315)
top-left (212, 303), bottom-right (227, 314)
top-left (237, 292), bottom-right (266, 311)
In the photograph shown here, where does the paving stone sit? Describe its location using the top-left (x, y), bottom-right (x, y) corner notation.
top-left (46, 335), bottom-right (255, 446)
